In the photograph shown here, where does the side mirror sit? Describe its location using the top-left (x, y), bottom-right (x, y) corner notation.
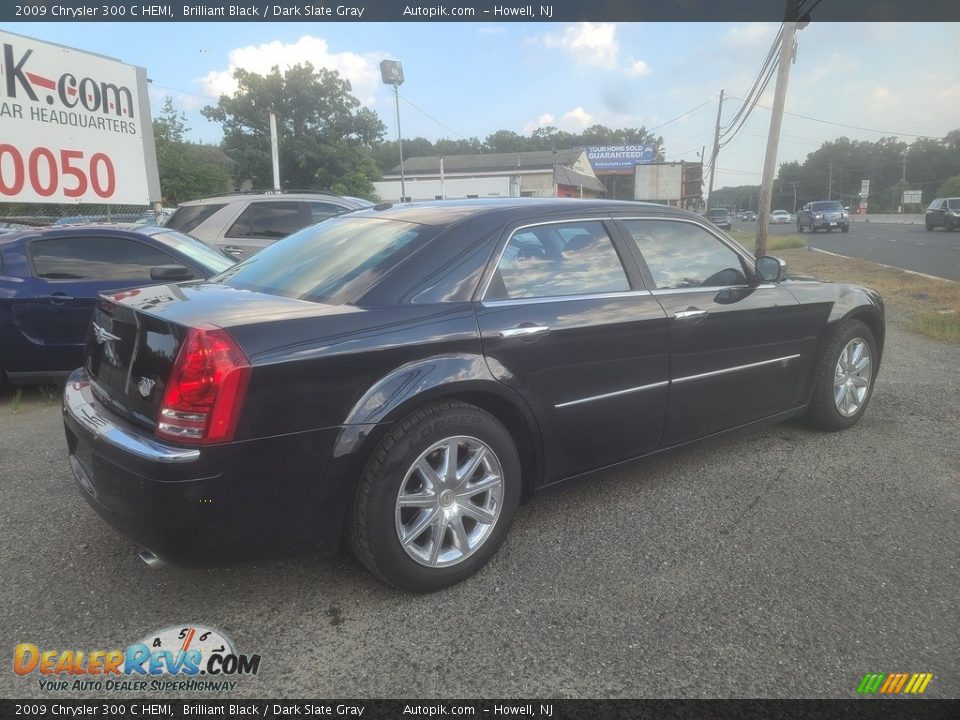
top-left (150, 265), bottom-right (192, 282)
top-left (755, 255), bottom-right (786, 283)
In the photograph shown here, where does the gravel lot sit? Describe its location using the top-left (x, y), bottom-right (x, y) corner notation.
top-left (1, 323), bottom-right (957, 699)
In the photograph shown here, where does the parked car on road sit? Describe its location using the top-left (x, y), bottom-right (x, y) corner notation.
top-left (63, 199), bottom-right (885, 591)
top-left (705, 207), bottom-right (733, 230)
top-left (0, 225), bottom-right (234, 387)
top-left (167, 191), bottom-right (373, 259)
top-left (739, 211), bottom-right (757, 221)
top-left (796, 200), bottom-right (850, 233)
top-left (925, 197), bottom-right (960, 231)
top-left (770, 210), bottom-right (792, 224)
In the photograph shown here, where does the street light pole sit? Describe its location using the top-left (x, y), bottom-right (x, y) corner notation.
top-left (393, 84), bottom-right (406, 203)
top-left (379, 59), bottom-right (406, 203)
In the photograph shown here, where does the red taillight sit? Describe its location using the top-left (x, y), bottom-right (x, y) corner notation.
top-left (156, 327), bottom-right (250, 444)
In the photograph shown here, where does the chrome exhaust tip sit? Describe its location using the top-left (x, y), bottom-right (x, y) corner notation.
top-left (138, 549), bottom-right (165, 569)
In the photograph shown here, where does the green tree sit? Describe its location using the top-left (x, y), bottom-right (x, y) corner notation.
top-left (937, 175), bottom-right (960, 197)
top-left (202, 63), bottom-right (385, 198)
top-left (153, 98), bottom-right (232, 205)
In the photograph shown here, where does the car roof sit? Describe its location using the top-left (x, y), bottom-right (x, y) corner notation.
top-left (177, 192), bottom-right (361, 206)
top-left (340, 198), bottom-right (696, 229)
top-left (0, 224), bottom-right (167, 245)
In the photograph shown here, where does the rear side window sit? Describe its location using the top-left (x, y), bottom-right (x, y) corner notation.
top-left (227, 201), bottom-right (302, 239)
top-left (31, 236), bottom-right (177, 281)
top-left (485, 221), bottom-right (630, 301)
top-left (213, 216), bottom-right (438, 304)
top-left (623, 220), bottom-right (747, 290)
top-left (308, 201), bottom-right (347, 223)
top-left (166, 203), bottom-right (227, 234)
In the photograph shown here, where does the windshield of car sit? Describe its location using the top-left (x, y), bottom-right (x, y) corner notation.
top-left (152, 230), bottom-right (236, 274)
top-left (773, 210), bottom-right (789, 215)
top-left (211, 216), bottom-right (438, 304)
top-left (948, 199), bottom-right (960, 210)
top-left (706, 209), bottom-right (730, 218)
top-left (810, 201), bottom-right (844, 212)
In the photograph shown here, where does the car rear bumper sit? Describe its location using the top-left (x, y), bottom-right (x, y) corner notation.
top-left (63, 368), bottom-right (347, 565)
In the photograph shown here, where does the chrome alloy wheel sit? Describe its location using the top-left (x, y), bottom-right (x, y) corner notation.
top-left (833, 338), bottom-right (872, 417)
top-left (395, 435), bottom-right (504, 568)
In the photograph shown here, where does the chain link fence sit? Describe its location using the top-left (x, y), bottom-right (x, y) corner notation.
top-left (0, 203), bottom-right (166, 232)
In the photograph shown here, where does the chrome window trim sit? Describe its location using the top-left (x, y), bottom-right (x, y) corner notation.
top-left (481, 289), bottom-right (652, 308)
top-left (672, 354), bottom-right (801, 384)
top-left (555, 380), bottom-right (669, 409)
top-left (651, 283), bottom-right (776, 296)
top-left (478, 216), bottom-right (635, 302)
top-left (553, 354), bottom-right (800, 409)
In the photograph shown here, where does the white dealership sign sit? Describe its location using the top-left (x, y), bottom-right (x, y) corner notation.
top-left (0, 30), bottom-right (159, 205)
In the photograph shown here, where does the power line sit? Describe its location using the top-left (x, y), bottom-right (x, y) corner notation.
top-left (398, 94), bottom-right (466, 140)
top-left (647, 95), bottom-right (719, 133)
top-left (726, 96), bottom-right (938, 139)
top-left (719, 25), bottom-right (783, 139)
top-left (150, 83), bottom-right (219, 101)
top-left (718, 25), bottom-right (784, 151)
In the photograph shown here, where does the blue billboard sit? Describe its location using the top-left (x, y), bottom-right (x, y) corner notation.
top-left (585, 145), bottom-right (656, 171)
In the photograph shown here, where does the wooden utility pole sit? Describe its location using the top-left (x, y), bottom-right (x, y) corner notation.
top-left (756, 22), bottom-right (798, 257)
top-left (706, 90), bottom-right (724, 210)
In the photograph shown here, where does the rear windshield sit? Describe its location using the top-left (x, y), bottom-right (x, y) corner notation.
top-left (810, 201), bottom-right (844, 211)
top-left (707, 209), bottom-right (730, 217)
top-left (151, 230), bottom-right (235, 274)
top-left (211, 216), bottom-right (438, 304)
top-left (166, 203), bottom-right (227, 234)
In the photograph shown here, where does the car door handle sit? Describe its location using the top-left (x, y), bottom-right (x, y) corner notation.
top-left (500, 325), bottom-right (550, 339)
top-left (223, 246), bottom-right (244, 256)
top-left (674, 309), bottom-right (708, 320)
top-left (38, 293), bottom-right (74, 304)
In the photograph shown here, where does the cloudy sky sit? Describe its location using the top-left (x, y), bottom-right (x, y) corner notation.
top-left (10, 21), bottom-right (959, 190)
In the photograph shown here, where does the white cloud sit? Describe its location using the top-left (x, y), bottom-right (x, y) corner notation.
top-left (872, 86), bottom-right (890, 101)
top-left (724, 22), bottom-right (778, 47)
top-left (523, 107), bottom-right (596, 133)
top-left (542, 22), bottom-right (620, 70)
top-left (628, 59), bottom-right (651, 77)
top-left (562, 107), bottom-right (596, 129)
top-left (198, 35), bottom-right (385, 105)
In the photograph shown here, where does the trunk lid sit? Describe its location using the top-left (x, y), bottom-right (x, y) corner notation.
top-left (85, 282), bottom-right (355, 430)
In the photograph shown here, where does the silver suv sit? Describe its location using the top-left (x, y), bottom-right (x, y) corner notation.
top-left (166, 191), bottom-right (373, 259)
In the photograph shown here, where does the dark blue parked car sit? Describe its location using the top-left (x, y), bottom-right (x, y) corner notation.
top-left (0, 224), bottom-right (234, 387)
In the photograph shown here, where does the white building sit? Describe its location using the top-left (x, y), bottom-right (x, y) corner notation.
top-left (374, 149), bottom-right (607, 203)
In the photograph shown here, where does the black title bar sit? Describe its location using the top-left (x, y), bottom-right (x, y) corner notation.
top-left (2, 0), bottom-right (959, 23)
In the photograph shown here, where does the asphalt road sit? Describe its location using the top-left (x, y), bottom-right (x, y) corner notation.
top-left (734, 219), bottom-right (960, 281)
top-left (1, 324), bottom-right (958, 699)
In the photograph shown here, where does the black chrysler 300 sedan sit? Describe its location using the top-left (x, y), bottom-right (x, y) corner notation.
top-left (63, 199), bottom-right (884, 591)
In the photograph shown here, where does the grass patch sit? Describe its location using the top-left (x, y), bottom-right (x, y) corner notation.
top-left (38, 384), bottom-right (58, 404)
top-left (913, 312), bottom-right (960, 343)
top-left (11, 388), bottom-right (22, 414)
top-left (777, 247), bottom-right (960, 343)
top-left (729, 230), bottom-right (807, 253)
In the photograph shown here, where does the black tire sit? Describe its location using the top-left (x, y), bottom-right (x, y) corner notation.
top-left (805, 320), bottom-right (878, 432)
top-left (349, 400), bottom-right (521, 592)
top-left (797, 222), bottom-right (804, 233)
top-left (810, 224), bottom-right (819, 233)
top-left (841, 225), bottom-right (849, 233)
top-left (925, 221), bottom-right (934, 231)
